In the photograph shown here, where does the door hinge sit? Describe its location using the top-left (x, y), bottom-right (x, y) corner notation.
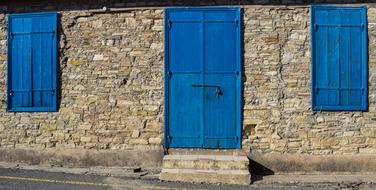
top-left (361, 87), bottom-right (365, 95)
top-left (361, 24), bottom-right (365, 31)
top-left (167, 71), bottom-right (172, 79)
top-left (168, 20), bottom-right (172, 30)
top-left (235, 136), bottom-right (238, 142)
top-left (315, 24), bottom-right (318, 32)
top-left (235, 19), bottom-right (238, 28)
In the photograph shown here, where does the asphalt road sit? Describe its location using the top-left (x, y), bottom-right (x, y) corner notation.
top-left (0, 167), bottom-right (356, 190)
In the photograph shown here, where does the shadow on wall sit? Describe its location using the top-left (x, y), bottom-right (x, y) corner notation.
top-left (0, 0), bottom-right (375, 13)
top-left (56, 14), bottom-right (64, 111)
top-left (248, 158), bottom-right (275, 183)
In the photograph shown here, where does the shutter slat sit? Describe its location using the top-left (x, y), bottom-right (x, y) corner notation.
top-left (32, 16), bottom-right (42, 107)
top-left (21, 17), bottom-right (32, 107)
top-left (10, 19), bottom-right (22, 108)
top-left (326, 10), bottom-right (340, 106)
top-left (348, 11), bottom-right (362, 106)
top-left (315, 10), bottom-right (329, 107)
top-left (42, 15), bottom-right (55, 108)
top-left (340, 10), bottom-right (350, 106)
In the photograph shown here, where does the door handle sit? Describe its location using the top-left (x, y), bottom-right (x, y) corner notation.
top-left (192, 84), bottom-right (222, 98)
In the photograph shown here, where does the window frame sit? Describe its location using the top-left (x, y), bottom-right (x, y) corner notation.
top-left (7, 12), bottom-right (58, 112)
top-left (310, 5), bottom-right (368, 111)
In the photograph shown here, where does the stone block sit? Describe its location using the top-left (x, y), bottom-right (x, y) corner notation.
top-left (52, 132), bottom-right (65, 141)
top-left (40, 124), bottom-right (57, 131)
top-left (129, 139), bottom-right (148, 145)
top-left (131, 130), bottom-right (140, 138)
top-left (148, 137), bottom-right (162, 145)
top-left (80, 136), bottom-right (98, 143)
top-left (68, 58), bottom-right (85, 65)
top-left (93, 54), bottom-right (107, 61)
top-left (78, 124), bottom-right (92, 130)
top-left (0, 54), bottom-right (6, 61)
top-left (361, 128), bottom-right (376, 137)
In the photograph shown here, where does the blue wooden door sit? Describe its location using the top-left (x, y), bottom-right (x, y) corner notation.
top-left (165, 7), bottom-right (241, 149)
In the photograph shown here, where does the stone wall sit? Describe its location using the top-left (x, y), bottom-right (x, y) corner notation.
top-left (0, 1), bottom-right (375, 169)
top-left (242, 6), bottom-right (312, 153)
top-left (0, 6), bottom-right (165, 167)
top-left (243, 6), bottom-right (376, 156)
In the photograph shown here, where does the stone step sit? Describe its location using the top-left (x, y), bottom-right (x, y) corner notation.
top-left (160, 153), bottom-right (251, 185)
top-left (160, 168), bottom-right (251, 185)
top-left (163, 154), bottom-right (249, 170)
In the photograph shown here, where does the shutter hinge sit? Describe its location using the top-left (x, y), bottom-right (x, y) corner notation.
top-left (235, 71), bottom-right (239, 76)
top-left (362, 87), bottom-right (365, 95)
top-left (235, 19), bottom-right (239, 27)
top-left (315, 24), bottom-right (318, 32)
top-left (168, 20), bottom-right (172, 30)
top-left (361, 24), bottom-right (365, 31)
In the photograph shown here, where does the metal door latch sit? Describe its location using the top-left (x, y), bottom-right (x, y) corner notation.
top-left (215, 87), bottom-right (222, 98)
top-left (192, 84), bottom-right (222, 98)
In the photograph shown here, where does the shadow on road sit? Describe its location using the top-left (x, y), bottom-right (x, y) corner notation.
top-left (248, 158), bottom-right (275, 183)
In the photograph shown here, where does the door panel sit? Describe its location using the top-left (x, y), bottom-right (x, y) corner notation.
top-left (167, 11), bottom-right (204, 148)
top-left (169, 12), bottom-right (203, 73)
top-left (203, 12), bottom-right (239, 148)
top-left (204, 75), bottom-right (237, 148)
top-left (169, 74), bottom-right (203, 147)
top-left (204, 14), bottom-right (237, 73)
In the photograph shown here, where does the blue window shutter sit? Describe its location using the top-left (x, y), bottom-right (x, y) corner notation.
top-left (8, 12), bottom-right (57, 112)
top-left (311, 6), bottom-right (367, 111)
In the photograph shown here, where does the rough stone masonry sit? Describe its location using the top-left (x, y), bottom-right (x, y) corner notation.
top-left (0, 0), bottom-right (376, 173)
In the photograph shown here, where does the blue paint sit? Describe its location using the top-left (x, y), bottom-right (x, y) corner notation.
top-left (164, 7), bottom-right (241, 149)
top-left (311, 5), bottom-right (367, 111)
top-left (7, 12), bottom-right (57, 112)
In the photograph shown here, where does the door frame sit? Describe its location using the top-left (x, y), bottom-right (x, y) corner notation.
top-left (164, 7), bottom-right (242, 149)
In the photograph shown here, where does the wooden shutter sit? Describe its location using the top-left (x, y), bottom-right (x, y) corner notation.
top-left (311, 6), bottom-right (367, 111)
top-left (8, 12), bottom-right (57, 112)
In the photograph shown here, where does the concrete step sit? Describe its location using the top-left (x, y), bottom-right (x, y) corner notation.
top-left (160, 153), bottom-right (251, 185)
top-left (163, 154), bottom-right (249, 170)
top-left (160, 168), bottom-right (251, 185)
